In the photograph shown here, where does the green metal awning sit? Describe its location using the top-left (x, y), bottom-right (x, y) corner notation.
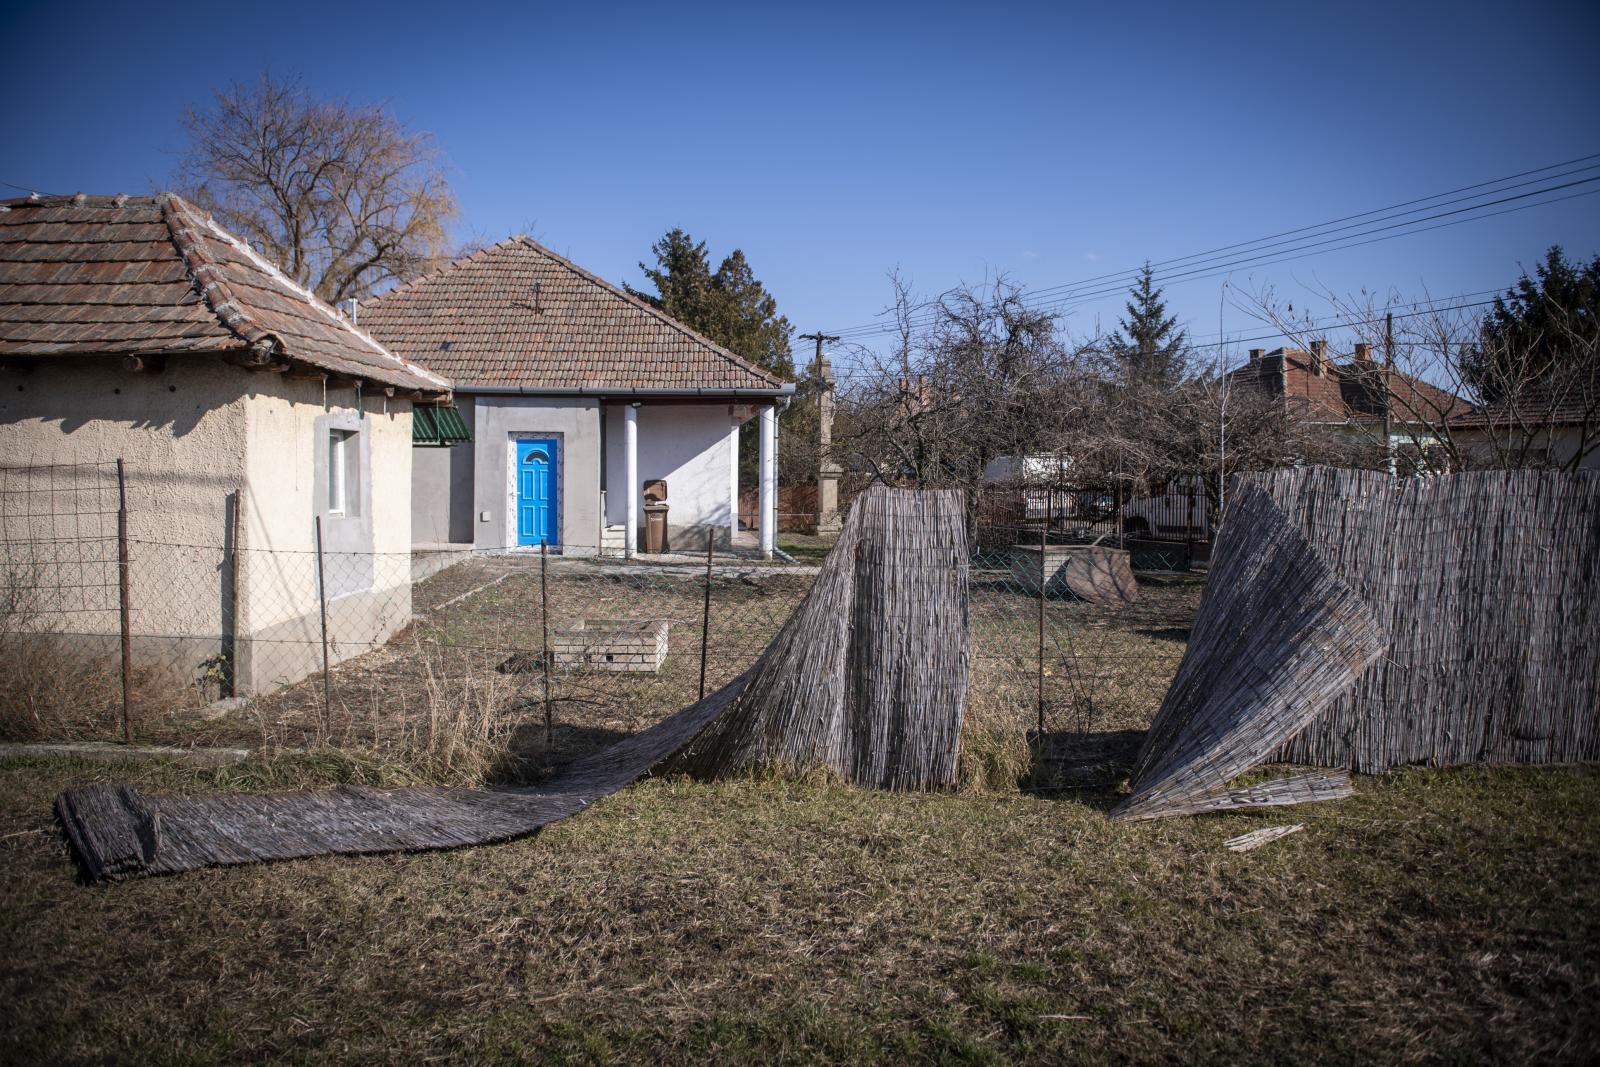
top-left (413, 403), bottom-right (472, 446)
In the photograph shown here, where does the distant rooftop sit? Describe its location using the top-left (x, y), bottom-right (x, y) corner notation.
top-left (1228, 343), bottom-right (1470, 425)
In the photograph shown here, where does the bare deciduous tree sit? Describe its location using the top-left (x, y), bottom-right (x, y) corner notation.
top-left (836, 274), bottom-right (1075, 519)
top-left (177, 73), bottom-right (459, 304)
top-left (835, 273), bottom-right (1362, 538)
top-left (1240, 282), bottom-right (1599, 473)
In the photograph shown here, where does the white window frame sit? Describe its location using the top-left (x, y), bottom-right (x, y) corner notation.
top-left (328, 429), bottom-right (353, 515)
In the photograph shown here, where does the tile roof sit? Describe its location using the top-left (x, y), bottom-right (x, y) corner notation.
top-left (357, 236), bottom-right (790, 394)
top-left (1228, 347), bottom-right (1471, 425)
top-left (0, 193), bottom-right (451, 396)
top-left (1449, 355), bottom-right (1600, 429)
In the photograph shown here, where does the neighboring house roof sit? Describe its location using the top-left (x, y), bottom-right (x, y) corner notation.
top-left (1228, 346), bottom-right (1470, 425)
top-left (1449, 356), bottom-right (1600, 429)
top-left (0, 192), bottom-right (451, 397)
top-left (357, 236), bottom-right (791, 395)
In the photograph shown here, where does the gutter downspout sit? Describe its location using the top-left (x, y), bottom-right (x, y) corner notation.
top-left (463, 384), bottom-right (796, 399)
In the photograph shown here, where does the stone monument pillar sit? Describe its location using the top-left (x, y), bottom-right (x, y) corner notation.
top-left (815, 351), bottom-right (843, 534)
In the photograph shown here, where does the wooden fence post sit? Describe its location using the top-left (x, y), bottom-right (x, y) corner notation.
top-left (116, 458), bottom-right (132, 745)
top-left (540, 539), bottom-right (552, 748)
top-left (314, 514), bottom-right (331, 733)
top-left (699, 530), bottom-right (714, 701)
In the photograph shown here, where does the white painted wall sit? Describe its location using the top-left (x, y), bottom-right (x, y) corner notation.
top-left (603, 403), bottom-right (738, 545)
top-left (239, 378), bottom-right (414, 690)
top-left (982, 452), bottom-right (1075, 484)
top-left (1454, 425), bottom-right (1600, 470)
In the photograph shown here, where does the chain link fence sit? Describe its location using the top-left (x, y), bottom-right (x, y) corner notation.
top-left (2, 462), bottom-right (1202, 788)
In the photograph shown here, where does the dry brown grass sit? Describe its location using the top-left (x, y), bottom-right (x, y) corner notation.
top-left (3, 556), bottom-right (1596, 1062)
top-left (3, 554), bottom-right (1203, 796)
top-left (2, 755), bottom-right (1596, 1064)
top-left (0, 634), bottom-right (122, 742)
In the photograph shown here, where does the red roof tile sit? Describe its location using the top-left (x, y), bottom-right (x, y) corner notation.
top-left (1228, 348), bottom-right (1470, 424)
top-left (0, 193), bottom-right (450, 396)
top-left (1450, 354), bottom-right (1600, 429)
top-left (357, 236), bottom-right (790, 394)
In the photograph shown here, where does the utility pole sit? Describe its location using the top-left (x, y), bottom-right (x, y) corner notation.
top-left (799, 332), bottom-right (842, 534)
top-left (1383, 312), bottom-right (1395, 476)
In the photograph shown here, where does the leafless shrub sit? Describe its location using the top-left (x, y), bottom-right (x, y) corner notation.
top-left (836, 273), bottom-right (1078, 523)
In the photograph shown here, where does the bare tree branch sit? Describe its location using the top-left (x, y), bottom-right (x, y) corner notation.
top-left (176, 73), bottom-right (460, 304)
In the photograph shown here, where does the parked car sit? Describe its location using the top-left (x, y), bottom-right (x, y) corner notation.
top-left (1121, 486), bottom-right (1212, 540)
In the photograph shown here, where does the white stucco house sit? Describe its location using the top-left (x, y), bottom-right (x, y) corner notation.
top-left (1449, 357), bottom-right (1600, 471)
top-left (0, 192), bottom-right (452, 694)
top-left (358, 237), bottom-right (795, 557)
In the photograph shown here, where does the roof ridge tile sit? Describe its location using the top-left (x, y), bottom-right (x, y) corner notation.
top-left (159, 193), bottom-right (280, 359)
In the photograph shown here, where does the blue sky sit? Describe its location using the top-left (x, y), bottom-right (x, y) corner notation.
top-left (4, 0), bottom-right (1598, 378)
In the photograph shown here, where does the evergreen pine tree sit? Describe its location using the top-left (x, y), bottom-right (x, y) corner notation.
top-left (627, 229), bottom-right (793, 379)
top-left (1463, 246), bottom-right (1600, 402)
top-left (628, 229), bottom-right (796, 491)
top-left (1110, 263), bottom-right (1188, 386)
top-left (627, 229), bottom-right (717, 328)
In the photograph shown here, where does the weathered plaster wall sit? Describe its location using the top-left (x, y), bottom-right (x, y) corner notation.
top-left (0, 356), bottom-right (248, 672)
top-left (411, 395), bottom-right (476, 545)
top-left (0, 356), bottom-right (248, 547)
top-left (603, 402), bottom-right (739, 548)
top-left (0, 357), bottom-right (416, 696)
top-left (238, 379), bottom-right (413, 692)
top-left (471, 396), bottom-right (601, 553)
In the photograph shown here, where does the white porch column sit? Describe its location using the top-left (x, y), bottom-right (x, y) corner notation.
top-left (624, 403), bottom-right (639, 558)
top-left (727, 415), bottom-right (740, 547)
top-left (758, 403), bottom-right (777, 559)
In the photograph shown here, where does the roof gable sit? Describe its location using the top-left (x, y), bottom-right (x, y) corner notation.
top-left (0, 193), bottom-right (450, 396)
top-left (357, 236), bottom-right (789, 394)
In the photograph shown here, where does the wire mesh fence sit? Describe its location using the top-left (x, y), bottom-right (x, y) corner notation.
top-left (1, 463), bottom-right (1202, 788)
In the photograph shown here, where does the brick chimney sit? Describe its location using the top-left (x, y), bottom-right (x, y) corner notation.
top-left (1248, 348), bottom-right (1264, 362)
top-left (1354, 342), bottom-right (1372, 363)
top-left (1309, 340), bottom-right (1328, 377)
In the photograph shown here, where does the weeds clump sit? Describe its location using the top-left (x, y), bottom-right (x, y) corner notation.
top-left (0, 562), bottom-right (123, 740)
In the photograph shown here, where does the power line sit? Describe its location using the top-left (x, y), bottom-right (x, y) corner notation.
top-left (831, 180), bottom-right (1600, 341)
top-left (1019, 152), bottom-right (1600, 301)
top-left (831, 154), bottom-right (1600, 336)
top-left (833, 177), bottom-right (1598, 338)
top-left (1018, 186), bottom-right (1600, 321)
top-left (820, 294), bottom-right (1503, 384)
top-left (827, 152), bottom-right (1600, 340)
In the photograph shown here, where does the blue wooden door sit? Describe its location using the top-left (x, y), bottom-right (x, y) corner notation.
top-left (515, 438), bottom-right (559, 546)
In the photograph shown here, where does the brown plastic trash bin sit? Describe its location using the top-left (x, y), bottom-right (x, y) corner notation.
top-left (643, 501), bottom-right (669, 553)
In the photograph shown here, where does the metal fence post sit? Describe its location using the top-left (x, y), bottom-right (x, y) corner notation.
top-left (226, 491), bottom-right (242, 699)
top-left (540, 539), bottom-right (552, 748)
top-left (115, 458), bottom-right (132, 745)
top-left (1185, 482), bottom-right (1197, 570)
top-left (699, 529), bottom-right (714, 701)
top-left (1037, 519), bottom-right (1047, 742)
top-left (314, 514), bottom-right (331, 733)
